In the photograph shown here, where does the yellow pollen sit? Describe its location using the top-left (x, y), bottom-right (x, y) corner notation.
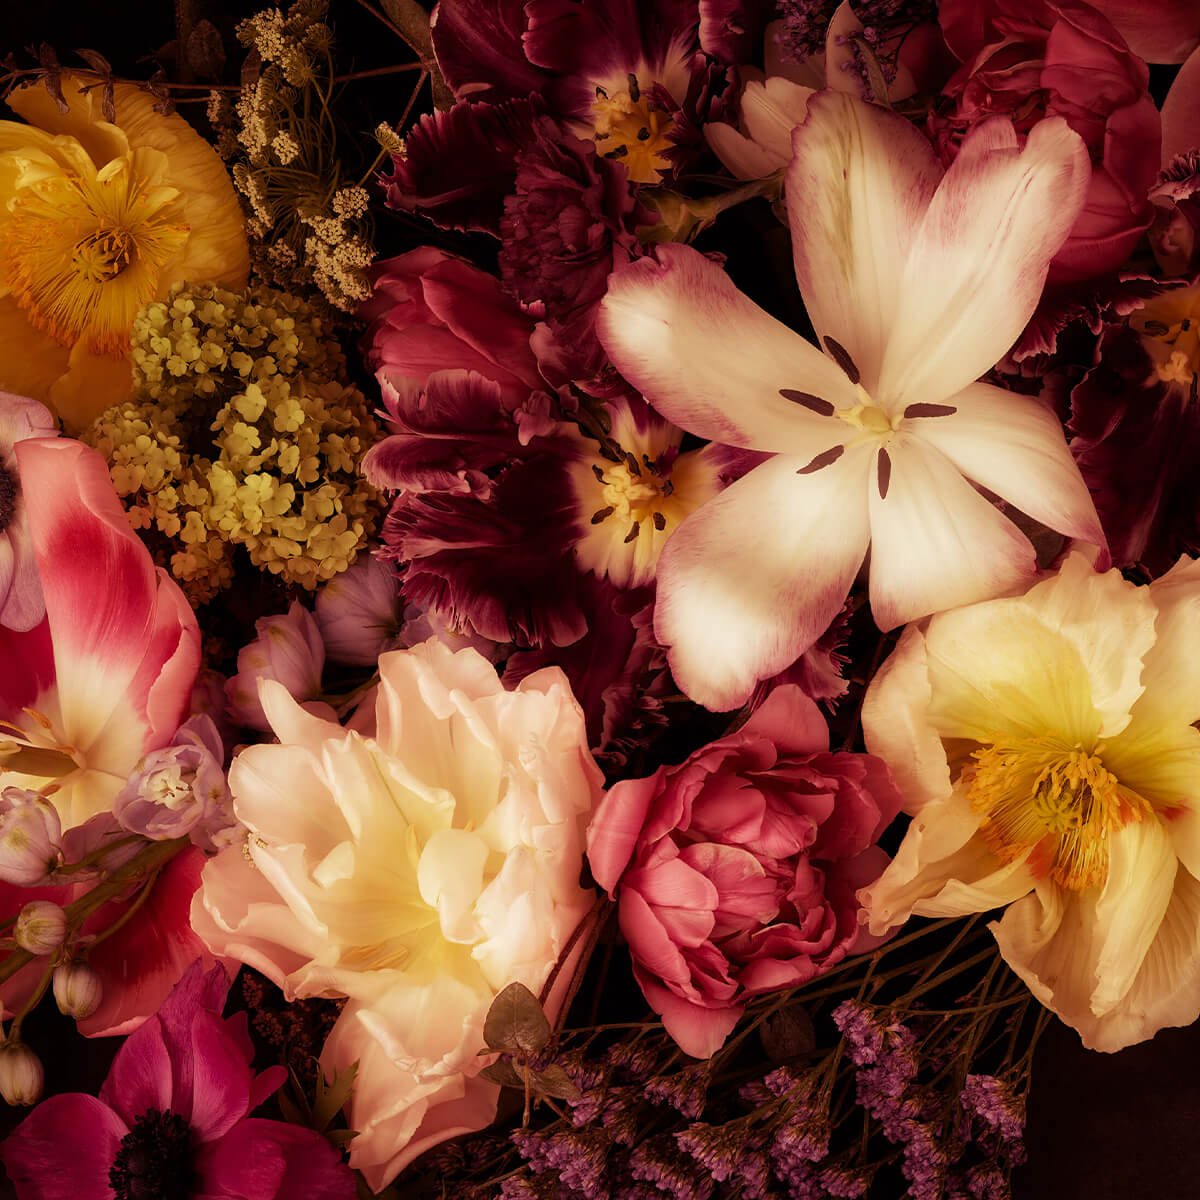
top-left (1131, 284), bottom-right (1200, 385)
top-left (837, 399), bottom-right (894, 435)
top-left (590, 75), bottom-right (675, 184)
top-left (965, 736), bottom-right (1152, 892)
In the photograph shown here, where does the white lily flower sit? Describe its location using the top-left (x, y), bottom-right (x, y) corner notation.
top-left (598, 91), bottom-right (1104, 711)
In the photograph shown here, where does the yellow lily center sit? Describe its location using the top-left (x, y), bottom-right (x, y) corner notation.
top-left (1130, 284), bottom-right (1200, 386)
top-left (0, 150), bottom-right (190, 357)
top-left (965, 735), bottom-right (1151, 892)
top-left (590, 73), bottom-right (675, 184)
top-left (838, 399), bottom-right (894, 436)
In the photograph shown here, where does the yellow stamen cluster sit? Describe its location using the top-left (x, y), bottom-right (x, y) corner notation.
top-left (590, 73), bottom-right (676, 184)
top-left (965, 735), bottom-right (1151, 892)
top-left (1130, 283), bottom-right (1200, 386)
top-left (84, 281), bottom-right (379, 603)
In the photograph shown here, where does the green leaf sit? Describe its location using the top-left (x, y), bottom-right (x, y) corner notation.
top-left (483, 982), bottom-right (550, 1056)
top-left (313, 1060), bottom-right (359, 1132)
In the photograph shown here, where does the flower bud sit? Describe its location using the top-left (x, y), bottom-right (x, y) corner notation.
top-left (0, 788), bottom-right (62, 886)
top-left (315, 555), bottom-right (402, 666)
top-left (225, 601), bottom-right (325, 731)
top-left (0, 1042), bottom-right (43, 1106)
top-left (52, 961), bottom-right (103, 1021)
top-left (112, 715), bottom-right (234, 851)
top-left (13, 901), bottom-right (67, 956)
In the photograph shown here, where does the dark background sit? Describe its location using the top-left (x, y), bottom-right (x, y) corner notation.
top-left (2, 3), bottom-right (1197, 1197)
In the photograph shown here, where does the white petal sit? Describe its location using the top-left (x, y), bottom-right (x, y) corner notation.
top-left (598, 243), bottom-right (856, 456)
top-left (654, 448), bottom-right (872, 712)
top-left (878, 117), bottom-right (1090, 409)
top-left (909, 381), bottom-right (1105, 549)
top-left (866, 435), bottom-right (1037, 631)
top-left (787, 90), bottom-right (941, 393)
top-left (860, 787), bottom-right (1036, 936)
top-left (861, 624), bottom-right (954, 813)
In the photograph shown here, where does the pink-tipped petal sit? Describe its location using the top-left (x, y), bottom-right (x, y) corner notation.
top-left (787, 90), bottom-right (942, 394)
top-left (0, 617), bottom-right (54, 720)
top-left (13, 438), bottom-right (199, 752)
top-left (654, 449), bottom-right (873, 712)
top-left (911, 381), bottom-right (1106, 551)
top-left (1163, 46), bottom-right (1200, 164)
top-left (878, 117), bottom-right (1091, 409)
top-left (598, 243), bottom-right (858, 455)
top-left (867, 436), bottom-right (1038, 632)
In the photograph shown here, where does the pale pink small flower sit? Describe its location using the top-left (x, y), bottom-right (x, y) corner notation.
top-left (0, 789), bottom-right (62, 886)
top-left (314, 555), bottom-right (403, 666)
top-left (52, 961), bottom-right (103, 1020)
top-left (13, 901), bottom-right (67, 956)
top-left (225, 601), bottom-right (324, 731)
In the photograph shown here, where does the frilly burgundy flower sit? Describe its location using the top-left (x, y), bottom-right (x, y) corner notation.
top-left (586, 685), bottom-right (903, 1059)
top-left (932, 0), bottom-right (1161, 282)
top-left (0, 963), bottom-right (355, 1200)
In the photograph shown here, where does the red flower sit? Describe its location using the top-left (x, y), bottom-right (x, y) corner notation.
top-left (0, 964), bottom-right (354, 1200)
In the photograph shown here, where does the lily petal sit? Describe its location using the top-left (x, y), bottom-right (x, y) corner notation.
top-left (910, 381), bottom-right (1105, 551)
top-left (866, 435), bottom-right (1037, 632)
top-left (654, 448), bottom-right (872, 712)
top-left (787, 90), bottom-right (941, 394)
top-left (1163, 47), bottom-right (1200, 164)
top-left (598, 243), bottom-right (857, 455)
top-left (878, 117), bottom-right (1090, 410)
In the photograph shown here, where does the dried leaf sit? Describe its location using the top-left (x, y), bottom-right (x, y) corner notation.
top-left (483, 982), bottom-right (550, 1056)
top-left (313, 1060), bottom-right (358, 1131)
top-left (241, 47), bottom-right (262, 88)
top-left (479, 1059), bottom-right (526, 1089)
top-left (186, 20), bottom-right (226, 81)
top-left (530, 1064), bottom-right (581, 1101)
top-left (75, 48), bottom-right (112, 76)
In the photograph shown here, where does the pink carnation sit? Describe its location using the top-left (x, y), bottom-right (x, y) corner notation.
top-left (587, 686), bottom-right (902, 1059)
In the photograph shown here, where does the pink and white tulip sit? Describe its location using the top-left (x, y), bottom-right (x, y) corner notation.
top-left (599, 92), bottom-right (1104, 711)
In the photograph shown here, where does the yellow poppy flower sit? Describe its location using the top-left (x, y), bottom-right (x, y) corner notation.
top-left (0, 73), bottom-right (249, 430)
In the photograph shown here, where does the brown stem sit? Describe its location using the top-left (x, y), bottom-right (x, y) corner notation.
top-left (362, 0), bottom-right (453, 109)
top-left (0, 839), bottom-right (187, 987)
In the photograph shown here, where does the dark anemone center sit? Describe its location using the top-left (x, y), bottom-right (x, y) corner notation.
top-left (109, 1109), bottom-right (196, 1200)
top-left (0, 461), bottom-right (16, 536)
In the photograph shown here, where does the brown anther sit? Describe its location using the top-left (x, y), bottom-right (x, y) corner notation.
top-left (591, 464), bottom-right (607, 482)
top-left (902, 403), bottom-right (957, 419)
top-left (591, 506), bottom-right (615, 524)
top-left (779, 388), bottom-right (835, 416)
top-left (637, 127), bottom-right (651, 141)
top-left (596, 85), bottom-right (609, 99)
top-left (625, 452), bottom-right (642, 476)
top-left (624, 521), bottom-right (641, 543)
top-left (877, 448), bottom-right (892, 499)
top-left (605, 145), bottom-right (629, 159)
top-left (628, 73), bottom-right (640, 102)
top-left (823, 336), bottom-right (861, 385)
top-left (652, 511), bottom-right (667, 531)
top-left (796, 445), bottom-right (845, 475)
top-left (662, 479), bottom-right (675, 496)
top-left (1143, 320), bottom-right (1170, 336)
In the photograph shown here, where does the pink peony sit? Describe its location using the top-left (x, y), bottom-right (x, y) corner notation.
top-left (932, 0), bottom-right (1161, 282)
top-left (0, 963), bottom-right (354, 1199)
top-left (586, 686), bottom-right (903, 1059)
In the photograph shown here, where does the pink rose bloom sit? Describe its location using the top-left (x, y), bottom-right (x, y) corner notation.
top-left (932, 0), bottom-right (1161, 282)
top-left (0, 963), bottom-right (354, 1200)
top-left (587, 686), bottom-right (902, 1059)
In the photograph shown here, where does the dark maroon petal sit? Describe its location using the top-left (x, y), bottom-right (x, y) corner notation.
top-left (431, 0), bottom-right (549, 100)
top-left (1069, 324), bottom-right (1200, 573)
top-left (699, 0), bottom-right (769, 63)
top-left (381, 96), bottom-right (542, 235)
top-left (1, 1094), bottom-right (126, 1200)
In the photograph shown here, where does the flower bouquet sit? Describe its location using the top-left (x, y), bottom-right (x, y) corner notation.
top-left (0, 0), bottom-right (1197, 1196)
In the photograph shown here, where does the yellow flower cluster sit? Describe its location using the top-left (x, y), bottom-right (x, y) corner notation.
top-left (84, 282), bottom-right (379, 604)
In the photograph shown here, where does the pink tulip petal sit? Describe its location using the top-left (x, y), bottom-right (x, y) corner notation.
top-left (878, 116), bottom-right (1090, 410)
top-left (598, 243), bottom-right (858, 455)
top-left (586, 771), bottom-right (665, 894)
top-left (867, 436), bottom-right (1038, 631)
top-left (910, 381), bottom-right (1106, 552)
top-left (13, 438), bottom-right (199, 752)
top-left (0, 616), bottom-right (54, 720)
top-left (0, 1094), bottom-right (126, 1200)
top-left (1087, 0), bottom-right (1200, 63)
top-left (741, 684), bottom-right (828, 755)
top-left (787, 90), bottom-right (941, 393)
top-left (654, 449), bottom-right (873, 712)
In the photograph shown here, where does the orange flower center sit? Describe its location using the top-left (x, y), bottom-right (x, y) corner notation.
top-left (965, 736), bottom-right (1151, 892)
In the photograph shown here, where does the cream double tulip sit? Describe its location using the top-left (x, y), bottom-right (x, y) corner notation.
top-left (193, 640), bottom-right (603, 1190)
top-left (861, 554), bottom-right (1200, 1051)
